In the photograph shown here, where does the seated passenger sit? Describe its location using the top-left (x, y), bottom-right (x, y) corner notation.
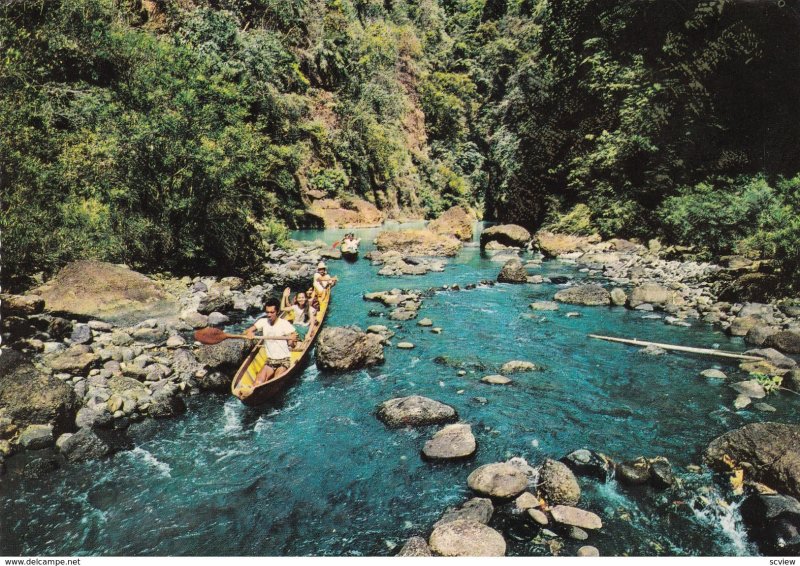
top-left (313, 261), bottom-right (337, 300)
top-left (244, 298), bottom-right (297, 387)
top-left (281, 287), bottom-right (316, 343)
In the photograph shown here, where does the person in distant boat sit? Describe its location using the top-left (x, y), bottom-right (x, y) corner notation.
top-left (244, 298), bottom-right (297, 386)
top-left (313, 261), bottom-right (337, 300)
top-left (341, 233), bottom-right (360, 254)
top-left (281, 287), bottom-right (316, 343)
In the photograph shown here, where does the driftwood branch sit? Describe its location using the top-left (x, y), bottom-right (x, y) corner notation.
top-left (588, 334), bottom-right (763, 361)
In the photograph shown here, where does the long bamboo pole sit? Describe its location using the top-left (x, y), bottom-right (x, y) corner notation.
top-left (588, 334), bottom-right (763, 361)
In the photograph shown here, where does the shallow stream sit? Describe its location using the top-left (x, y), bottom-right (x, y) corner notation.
top-left (2, 225), bottom-right (798, 556)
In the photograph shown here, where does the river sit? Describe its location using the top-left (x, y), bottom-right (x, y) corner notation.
top-left (2, 225), bottom-right (798, 556)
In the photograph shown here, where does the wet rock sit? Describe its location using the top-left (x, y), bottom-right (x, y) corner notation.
top-left (148, 389), bottom-right (186, 418)
top-left (649, 457), bottom-right (675, 489)
top-left (610, 288), bottom-right (627, 306)
top-left (428, 205), bottom-right (476, 241)
top-left (316, 326), bottom-right (385, 371)
top-left (515, 491), bottom-right (541, 512)
top-left (197, 370), bottom-right (230, 393)
top-left (700, 369), bottom-right (727, 379)
top-left (577, 546), bottom-right (600, 557)
top-left (550, 505), bottom-right (603, 530)
top-left (481, 224), bottom-right (531, 250)
top-left (207, 312), bottom-right (230, 327)
top-left (639, 345), bottom-right (666, 356)
top-left (397, 342), bottom-right (415, 349)
top-left (528, 508), bottom-right (549, 526)
top-left (554, 284), bottom-right (611, 306)
top-left (746, 348), bottom-right (797, 369)
top-left (561, 449), bottom-right (615, 482)
top-left (539, 459), bottom-right (581, 506)
top-left (468, 462), bottom-right (529, 499)
top-left (417, 318), bottom-right (433, 327)
top-left (734, 394), bottom-right (753, 410)
top-left (754, 402), bottom-right (777, 413)
top-left (59, 428), bottom-right (131, 462)
top-left (23, 456), bottom-right (60, 478)
top-left (0, 350), bottom-right (77, 436)
top-left (730, 380), bottom-right (766, 399)
top-left (196, 339), bottom-right (254, 371)
top-left (569, 526), bottom-right (589, 541)
top-left (34, 260), bottom-right (179, 325)
top-left (497, 259), bottom-right (529, 284)
top-left (764, 330), bottom-right (800, 354)
top-left (530, 301), bottom-right (559, 311)
top-left (428, 519), bottom-right (506, 556)
top-left (501, 360), bottom-right (539, 374)
top-left (422, 423), bottom-right (476, 460)
top-left (434, 497), bottom-right (493, 527)
top-left (745, 325), bottom-right (780, 347)
top-left (617, 457), bottom-right (652, 485)
top-left (740, 493), bottom-right (800, 555)
top-left (628, 283), bottom-right (681, 309)
top-left (17, 424), bottom-right (55, 449)
top-left (705, 423), bottom-right (800, 499)
top-left (481, 374), bottom-right (511, 385)
top-left (397, 536), bottom-right (432, 557)
top-left (376, 396), bottom-right (457, 428)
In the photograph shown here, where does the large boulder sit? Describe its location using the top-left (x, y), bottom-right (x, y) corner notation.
top-left (397, 537), bottom-right (432, 557)
top-left (467, 462), bottom-right (529, 499)
top-left (376, 396), bottom-right (457, 427)
top-left (0, 350), bottom-right (77, 436)
top-left (0, 294), bottom-right (45, 317)
top-left (316, 326), bottom-right (385, 371)
top-left (428, 206), bottom-right (476, 241)
top-left (59, 427), bottom-right (131, 463)
top-left (195, 339), bottom-right (255, 371)
top-left (554, 284), bottom-right (611, 306)
top-left (534, 231), bottom-right (595, 257)
top-left (375, 229), bottom-right (461, 257)
top-left (197, 293), bottom-right (234, 315)
top-left (561, 449), bottom-right (615, 482)
top-left (740, 493), bottom-right (800, 555)
top-left (428, 520), bottom-right (506, 556)
top-left (480, 224), bottom-right (531, 250)
top-left (705, 423), bottom-right (800, 499)
top-left (718, 273), bottom-right (780, 303)
top-left (497, 259), bottom-right (529, 284)
top-left (627, 283), bottom-right (683, 309)
top-left (538, 458), bottom-right (581, 506)
top-left (550, 505), bottom-right (603, 530)
top-left (764, 331), bottom-right (800, 354)
top-left (422, 423), bottom-right (477, 460)
top-left (434, 498), bottom-right (494, 527)
top-left (33, 261), bottom-right (180, 325)
top-left (46, 346), bottom-right (100, 373)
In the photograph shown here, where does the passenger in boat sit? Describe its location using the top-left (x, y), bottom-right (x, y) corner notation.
top-left (313, 261), bottom-right (337, 300)
top-left (281, 287), bottom-right (316, 343)
top-left (244, 298), bottom-right (298, 386)
top-left (341, 233), bottom-right (360, 253)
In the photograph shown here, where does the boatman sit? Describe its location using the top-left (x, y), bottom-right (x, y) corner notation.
top-left (244, 298), bottom-right (298, 387)
top-left (313, 261), bottom-right (337, 302)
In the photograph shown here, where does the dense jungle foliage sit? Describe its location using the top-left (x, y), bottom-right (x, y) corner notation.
top-left (2, 0), bottom-right (799, 291)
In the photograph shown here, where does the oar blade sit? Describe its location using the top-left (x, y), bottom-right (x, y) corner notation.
top-left (194, 327), bottom-right (229, 345)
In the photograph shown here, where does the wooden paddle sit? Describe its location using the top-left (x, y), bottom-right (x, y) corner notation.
top-left (194, 327), bottom-right (296, 345)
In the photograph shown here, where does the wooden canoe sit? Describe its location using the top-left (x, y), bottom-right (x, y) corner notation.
top-left (231, 289), bottom-right (332, 405)
top-left (341, 246), bottom-right (359, 261)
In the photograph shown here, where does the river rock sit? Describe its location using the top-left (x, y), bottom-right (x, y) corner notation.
top-left (550, 505), bottom-right (603, 530)
top-left (534, 231), bottom-right (594, 257)
top-left (197, 293), bottom-right (234, 315)
top-left (764, 330), bottom-right (800, 354)
top-left (500, 360), bottom-right (538, 374)
top-left (207, 312), bottom-right (230, 327)
top-left (746, 347), bottom-right (797, 369)
top-left (528, 508), bottom-right (549, 526)
top-left (376, 396), bottom-right (457, 427)
top-left (730, 380), bottom-right (766, 399)
top-left (739, 493), bottom-right (800, 555)
top-left (148, 389), bottom-right (186, 418)
top-left (718, 273), bottom-right (779, 303)
top-left (538, 459), bottom-right (581, 506)
top-left (75, 407), bottom-right (112, 429)
top-left (34, 260), bottom-right (179, 325)
top-left (616, 457), bottom-right (651, 485)
top-left (47, 347), bottom-right (100, 373)
top-left (422, 423), bottom-right (477, 460)
top-left (70, 323), bottom-right (93, 345)
top-left (316, 326), bottom-right (385, 371)
top-left (59, 427), bottom-right (131, 462)
top-left (554, 285), bottom-right (610, 306)
top-left (577, 546), bottom-right (600, 557)
top-left (649, 456), bottom-right (675, 488)
top-left (530, 301), bottom-right (559, 311)
top-left (429, 205), bottom-right (475, 241)
top-left (0, 294), bottom-right (45, 316)
top-left (181, 312), bottom-right (209, 329)
top-left (515, 491), bottom-right (541, 511)
top-left (196, 338), bottom-right (254, 371)
top-left (481, 224), bottom-right (531, 250)
top-left (434, 497), bottom-right (493, 527)
top-left (785, 369), bottom-right (800, 393)
top-left (705, 423), bottom-right (800, 499)
top-left (166, 335), bottom-right (186, 348)
top-left (397, 342), bottom-right (415, 349)
top-left (561, 449), bottom-right (615, 482)
top-left (22, 456), bottom-right (60, 478)
top-left (428, 519), bottom-right (506, 556)
top-left (734, 394), bottom-right (752, 409)
top-left (497, 259), bottom-right (529, 284)
top-left (417, 318), bottom-right (433, 327)
top-left (17, 424), bottom-right (54, 449)
top-left (0, 350), bottom-right (77, 436)
top-left (397, 536), bottom-right (432, 557)
top-left (700, 369), bottom-right (727, 379)
top-left (628, 283), bottom-right (681, 309)
top-left (728, 316), bottom-right (761, 337)
top-left (610, 288), bottom-right (627, 306)
top-left (375, 229), bottom-right (461, 257)
top-left (468, 462), bottom-right (529, 499)
top-left (481, 374), bottom-right (511, 385)
top-left (307, 197), bottom-right (383, 228)
top-left (745, 325), bottom-right (780, 347)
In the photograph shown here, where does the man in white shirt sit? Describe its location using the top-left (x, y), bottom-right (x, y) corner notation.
top-left (313, 261), bottom-right (337, 301)
top-left (244, 298), bottom-right (297, 386)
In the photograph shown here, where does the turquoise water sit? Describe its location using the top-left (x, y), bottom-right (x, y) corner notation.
top-left (2, 226), bottom-right (798, 556)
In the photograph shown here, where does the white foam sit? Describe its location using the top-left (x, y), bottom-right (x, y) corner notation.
top-left (689, 488), bottom-right (751, 555)
top-left (130, 447), bottom-right (172, 478)
top-left (223, 399), bottom-right (242, 433)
